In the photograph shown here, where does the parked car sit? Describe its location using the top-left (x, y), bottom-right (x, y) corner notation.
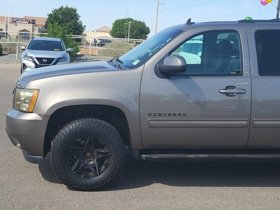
top-left (6, 19), bottom-right (280, 191)
top-left (173, 39), bottom-right (203, 64)
top-left (20, 37), bottom-right (72, 73)
top-left (0, 31), bottom-right (8, 39)
top-left (96, 38), bottom-right (111, 46)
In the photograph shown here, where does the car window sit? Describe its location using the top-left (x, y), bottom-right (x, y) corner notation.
top-left (119, 26), bottom-right (183, 68)
top-left (173, 35), bottom-right (203, 65)
top-left (28, 40), bottom-right (65, 51)
top-left (171, 31), bottom-right (242, 76)
top-left (255, 30), bottom-right (280, 76)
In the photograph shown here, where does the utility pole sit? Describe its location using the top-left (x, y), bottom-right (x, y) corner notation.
top-left (5, 15), bottom-right (7, 32)
top-left (155, 0), bottom-right (160, 34)
top-left (128, 21), bottom-right (131, 42)
top-left (277, 0), bottom-right (280, 19)
top-left (7, 13), bottom-right (10, 40)
top-left (125, 8), bottom-right (128, 18)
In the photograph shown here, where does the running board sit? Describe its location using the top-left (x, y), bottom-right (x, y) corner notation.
top-left (140, 153), bottom-right (280, 160)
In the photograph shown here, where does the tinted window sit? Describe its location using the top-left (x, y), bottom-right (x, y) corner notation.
top-left (255, 30), bottom-right (280, 76)
top-left (171, 31), bottom-right (242, 76)
top-left (28, 40), bottom-right (64, 51)
top-left (119, 26), bottom-right (183, 68)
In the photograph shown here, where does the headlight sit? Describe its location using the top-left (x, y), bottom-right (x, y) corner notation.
top-left (14, 89), bottom-right (39, 113)
top-left (58, 56), bottom-right (68, 63)
top-left (22, 52), bottom-right (32, 61)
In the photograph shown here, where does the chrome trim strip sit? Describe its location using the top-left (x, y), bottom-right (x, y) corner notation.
top-left (253, 120), bottom-right (280, 128)
top-left (141, 153), bottom-right (280, 160)
top-left (149, 120), bottom-right (248, 128)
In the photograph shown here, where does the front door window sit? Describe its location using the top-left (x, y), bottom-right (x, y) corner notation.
top-left (171, 31), bottom-right (242, 76)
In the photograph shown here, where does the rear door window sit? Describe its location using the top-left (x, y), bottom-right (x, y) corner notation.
top-left (255, 30), bottom-right (280, 76)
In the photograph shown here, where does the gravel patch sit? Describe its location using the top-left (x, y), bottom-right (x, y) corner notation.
top-left (0, 54), bottom-right (20, 64)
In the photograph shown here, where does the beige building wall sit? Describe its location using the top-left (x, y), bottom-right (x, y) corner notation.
top-left (8, 23), bottom-right (33, 35)
top-left (0, 16), bottom-right (5, 31)
top-left (84, 26), bottom-right (112, 43)
top-left (0, 16), bottom-right (46, 38)
top-left (84, 31), bottom-right (112, 43)
top-left (0, 23), bottom-right (5, 31)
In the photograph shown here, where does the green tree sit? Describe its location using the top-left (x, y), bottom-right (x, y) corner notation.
top-left (45, 6), bottom-right (85, 35)
top-left (45, 6), bottom-right (85, 57)
top-left (46, 23), bottom-right (79, 57)
top-left (111, 18), bottom-right (150, 39)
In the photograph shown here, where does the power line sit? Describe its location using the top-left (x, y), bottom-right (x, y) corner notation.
top-left (154, 0), bottom-right (220, 34)
top-left (167, 0), bottom-right (221, 10)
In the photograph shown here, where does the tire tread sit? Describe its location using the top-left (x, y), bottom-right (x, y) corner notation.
top-left (50, 118), bottom-right (125, 191)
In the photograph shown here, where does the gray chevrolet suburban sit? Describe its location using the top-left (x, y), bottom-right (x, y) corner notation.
top-left (6, 20), bottom-right (280, 190)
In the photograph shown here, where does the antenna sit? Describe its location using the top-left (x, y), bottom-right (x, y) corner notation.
top-left (186, 18), bottom-right (193, 25)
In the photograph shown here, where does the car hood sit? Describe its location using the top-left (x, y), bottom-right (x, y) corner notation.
top-left (25, 49), bottom-right (67, 58)
top-left (17, 61), bottom-right (118, 88)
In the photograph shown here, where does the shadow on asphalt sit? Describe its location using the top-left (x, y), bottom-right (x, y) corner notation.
top-left (39, 153), bottom-right (280, 190)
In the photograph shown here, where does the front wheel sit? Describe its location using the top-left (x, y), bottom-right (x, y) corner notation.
top-left (50, 118), bottom-right (126, 191)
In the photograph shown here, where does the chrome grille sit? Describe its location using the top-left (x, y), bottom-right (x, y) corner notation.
top-left (36, 57), bottom-right (54, 65)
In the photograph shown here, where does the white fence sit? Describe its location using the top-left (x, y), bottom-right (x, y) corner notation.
top-left (0, 30), bottom-right (143, 45)
top-left (0, 31), bottom-right (143, 60)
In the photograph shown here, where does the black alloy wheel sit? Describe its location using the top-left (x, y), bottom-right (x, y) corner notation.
top-left (67, 135), bottom-right (111, 179)
top-left (50, 118), bottom-right (125, 191)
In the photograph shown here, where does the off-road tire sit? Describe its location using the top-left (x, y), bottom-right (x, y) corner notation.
top-left (50, 118), bottom-right (126, 191)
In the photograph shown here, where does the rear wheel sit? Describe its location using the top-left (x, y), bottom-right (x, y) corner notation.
top-left (50, 118), bottom-right (125, 191)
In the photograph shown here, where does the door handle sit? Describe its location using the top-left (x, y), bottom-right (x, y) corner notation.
top-left (219, 86), bottom-right (246, 96)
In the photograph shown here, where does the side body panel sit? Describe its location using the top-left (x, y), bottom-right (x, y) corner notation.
top-left (26, 67), bottom-right (144, 150)
top-left (246, 23), bottom-right (280, 148)
top-left (140, 24), bottom-right (251, 149)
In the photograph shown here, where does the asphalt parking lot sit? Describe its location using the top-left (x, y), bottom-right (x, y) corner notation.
top-left (1, 64), bottom-right (280, 210)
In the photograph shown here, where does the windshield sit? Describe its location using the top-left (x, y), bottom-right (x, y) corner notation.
top-left (28, 40), bottom-right (65, 51)
top-left (119, 26), bottom-right (183, 68)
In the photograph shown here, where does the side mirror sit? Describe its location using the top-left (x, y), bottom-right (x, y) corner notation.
top-left (67, 48), bottom-right (73, 53)
top-left (159, 55), bottom-right (187, 75)
top-left (19, 46), bottom-right (26, 51)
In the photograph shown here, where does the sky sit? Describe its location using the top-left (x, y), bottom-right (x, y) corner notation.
top-left (0, 0), bottom-right (279, 35)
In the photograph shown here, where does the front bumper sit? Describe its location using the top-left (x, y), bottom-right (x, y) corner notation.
top-left (6, 110), bottom-right (48, 164)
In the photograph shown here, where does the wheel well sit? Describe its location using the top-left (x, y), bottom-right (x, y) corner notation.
top-left (44, 105), bottom-right (131, 156)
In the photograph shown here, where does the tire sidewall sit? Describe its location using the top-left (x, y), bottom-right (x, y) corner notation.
top-left (50, 118), bottom-right (125, 190)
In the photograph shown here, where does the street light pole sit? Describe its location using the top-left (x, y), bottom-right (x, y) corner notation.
top-left (128, 21), bottom-right (131, 42)
top-left (155, 0), bottom-right (160, 34)
top-left (277, 0), bottom-right (280, 19)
